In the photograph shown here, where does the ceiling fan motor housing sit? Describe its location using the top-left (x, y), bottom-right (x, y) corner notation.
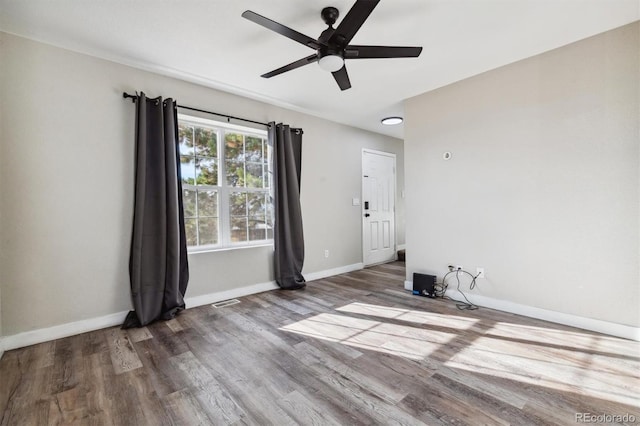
top-left (318, 7), bottom-right (345, 72)
top-left (318, 45), bottom-right (343, 61)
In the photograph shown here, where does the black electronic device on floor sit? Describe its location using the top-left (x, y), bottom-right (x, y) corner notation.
top-left (413, 273), bottom-right (436, 298)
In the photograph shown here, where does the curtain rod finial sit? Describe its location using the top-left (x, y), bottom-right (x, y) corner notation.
top-left (123, 92), bottom-right (136, 103)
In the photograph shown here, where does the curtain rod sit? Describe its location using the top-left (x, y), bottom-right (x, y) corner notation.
top-left (122, 92), bottom-right (269, 127)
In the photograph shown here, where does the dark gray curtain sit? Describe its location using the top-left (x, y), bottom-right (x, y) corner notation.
top-left (123, 92), bottom-right (189, 328)
top-left (269, 122), bottom-right (306, 290)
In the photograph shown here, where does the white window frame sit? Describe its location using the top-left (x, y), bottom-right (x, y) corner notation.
top-left (178, 114), bottom-right (273, 253)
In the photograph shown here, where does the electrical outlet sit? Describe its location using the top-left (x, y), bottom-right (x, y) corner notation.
top-left (324, 250), bottom-right (329, 258)
top-left (476, 267), bottom-right (485, 278)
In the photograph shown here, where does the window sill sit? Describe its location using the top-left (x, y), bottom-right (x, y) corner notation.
top-left (187, 242), bottom-right (274, 255)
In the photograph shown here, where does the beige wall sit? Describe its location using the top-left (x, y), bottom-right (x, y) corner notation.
top-left (0, 285), bottom-right (3, 354)
top-left (405, 22), bottom-right (639, 327)
top-left (0, 34), bottom-right (2, 347)
top-left (0, 32), bottom-right (404, 336)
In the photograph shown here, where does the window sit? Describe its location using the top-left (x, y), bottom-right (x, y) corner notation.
top-left (178, 114), bottom-right (272, 250)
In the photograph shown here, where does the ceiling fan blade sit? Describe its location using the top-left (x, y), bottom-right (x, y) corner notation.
top-left (329, 0), bottom-right (380, 47)
top-left (345, 45), bottom-right (423, 59)
top-left (242, 10), bottom-right (321, 50)
top-left (332, 66), bottom-right (352, 91)
top-left (261, 54), bottom-right (319, 78)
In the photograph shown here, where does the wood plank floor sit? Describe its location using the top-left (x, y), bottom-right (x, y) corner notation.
top-left (1, 262), bottom-right (639, 425)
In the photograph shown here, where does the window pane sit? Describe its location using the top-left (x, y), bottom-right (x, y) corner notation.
top-left (266, 170), bottom-right (273, 191)
top-left (183, 188), bottom-right (196, 217)
top-left (178, 124), bottom-right (194, 156)
top-left (267, 202), bottom-right (274, 226)
top-left (230, 216), bottom-right (248, 242)
top-left (264, 143), bottom-right (272, 190)
top-left (226, 160), bottom-right (244, 187)
top-left (229, 192), bottom-right (247, 217)
top-left (245, 136), bottom-right (263, 162)
top-left (198, 190), bottom-right (218, 217)
top-left (265, 142), bottom-right (272, 164)
top-left (247, 192), bottom-right (266, 217)
top-left (198, 217), bottom-right (218, 245)
top-left (196, 158), bottom-right (217, 185)
top-left (245, 162), bottom-right (264, 188)
top-left (249, 216), bottom-right (267, 241)
top-left (230, 191), bottom-right (248, 243)
top-left (195, 127), bottom-right (217, 158)
top-left (185, 218), bottom-right (197, 246)
top-left (180, 156), bottom-right (196, 185)
top-left (225, 133), bottom-right (244, 161)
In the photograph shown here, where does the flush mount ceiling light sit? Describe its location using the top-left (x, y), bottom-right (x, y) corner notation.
top-left (381, 117), bottom-right (403, 126)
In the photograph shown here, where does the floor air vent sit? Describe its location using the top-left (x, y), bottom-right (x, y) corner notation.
top-left (211, 299), bottom-right (240, 308)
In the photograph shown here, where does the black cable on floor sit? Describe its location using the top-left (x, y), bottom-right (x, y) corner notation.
top-left (439, 269), bottom-right (479, 310)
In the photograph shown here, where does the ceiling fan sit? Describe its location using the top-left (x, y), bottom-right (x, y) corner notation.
top-left (241, 0), bottom-right (423, 91)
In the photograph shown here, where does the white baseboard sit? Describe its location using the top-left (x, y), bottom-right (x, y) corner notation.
top-left (445, 289), bottom-right (640, 341)
top-left (2, 280), bottom-right (278, 351)
top-left (397, 244), bottom-right (406, 251)
top-left (185, 280), bottom-right (278, 308)
top-left (403, 280), bottom-right (639, 341)
top-left (304, 263), bottom-right (364, 282)
top-left (3, 310), bottom-right (128, 351)
top-left (1, 263), bottom-right (363, 351)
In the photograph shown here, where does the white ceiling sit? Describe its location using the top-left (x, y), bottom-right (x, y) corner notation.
top-left (1, 0), bottom-right (638, 138)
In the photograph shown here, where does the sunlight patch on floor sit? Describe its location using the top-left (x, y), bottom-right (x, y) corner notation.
top-left (487, 322), bottom-right (640, 357)
top-left (280, 302), bottom-right (640, 408)
top-left (445, 333), bottom-right (640, 407)
top-left (280, 312), bottom-right (456, 360)
top-left (335, 302), bottom-right (478, 329)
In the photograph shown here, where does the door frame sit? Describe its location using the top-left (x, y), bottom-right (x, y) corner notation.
top-left (361, 148), bottom-right (397, 266)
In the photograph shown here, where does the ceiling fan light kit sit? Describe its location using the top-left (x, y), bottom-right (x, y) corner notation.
top-left (242, 0), bottom-right (422, 91)
top-left (318, 54), bottom-right (344, 72)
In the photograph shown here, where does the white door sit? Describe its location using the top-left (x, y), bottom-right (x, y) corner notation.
top-left (362, 149), bottom-right (396, 266)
